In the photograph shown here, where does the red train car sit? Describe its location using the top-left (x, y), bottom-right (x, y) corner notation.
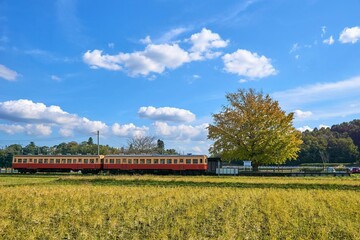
top-left (12, 155), bottom-right (103, 174)
top-left (12, 154), bottom-right (208, 174)
top-left (103, 154), bottom-right (208, 174)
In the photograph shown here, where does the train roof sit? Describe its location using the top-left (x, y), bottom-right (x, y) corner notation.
top-left (104, 154), bottom-right (207, 157)
top-left (14, 155), bottom-right (102, 157)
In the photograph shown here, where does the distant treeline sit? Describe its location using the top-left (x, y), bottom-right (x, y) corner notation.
top-left (289, 119), bottom-right (360, 165)
top-left (0, 137), bottom-right (178, 168)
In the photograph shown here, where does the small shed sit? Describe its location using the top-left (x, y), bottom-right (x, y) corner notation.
top-left (207, 157), bottom-right (222, 173)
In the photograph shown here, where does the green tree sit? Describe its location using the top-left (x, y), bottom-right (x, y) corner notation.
top-left (208, 88), bottom-right (302, 170)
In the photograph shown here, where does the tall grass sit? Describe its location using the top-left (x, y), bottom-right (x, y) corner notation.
top-left (0, 175), bottom-right (358, 239)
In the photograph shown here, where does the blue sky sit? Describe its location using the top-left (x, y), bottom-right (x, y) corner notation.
top-left (1, 0), bottom-right (360, 154)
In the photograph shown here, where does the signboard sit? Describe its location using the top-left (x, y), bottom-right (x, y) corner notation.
top-left (243, 161), bottom-right (252, 167)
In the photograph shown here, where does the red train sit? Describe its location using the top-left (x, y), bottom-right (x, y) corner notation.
top-left (12, 154), bottom-right (208, 174)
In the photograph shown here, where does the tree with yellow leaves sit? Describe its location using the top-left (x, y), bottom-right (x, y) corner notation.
top-left (208, 88), bottom-right (302, 171)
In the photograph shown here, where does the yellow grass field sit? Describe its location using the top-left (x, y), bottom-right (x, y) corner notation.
top-left (0, 175), bottom-right (359, 239)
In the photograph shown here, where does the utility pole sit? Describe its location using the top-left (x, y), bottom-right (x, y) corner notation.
top-left (97, 130), bottom-right (100, 155)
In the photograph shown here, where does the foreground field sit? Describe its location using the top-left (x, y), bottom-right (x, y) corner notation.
top-left (0, 175), bottom-right (359, 239)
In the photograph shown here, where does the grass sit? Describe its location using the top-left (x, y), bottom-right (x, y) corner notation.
top-left (0, 174), bottom-right (359, 239)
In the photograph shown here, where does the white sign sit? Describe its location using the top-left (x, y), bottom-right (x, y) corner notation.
top-left (243, 161), bottom-right (252, 167)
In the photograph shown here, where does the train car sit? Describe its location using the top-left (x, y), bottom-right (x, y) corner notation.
top-left (103, 154), bottom-right (208, 174)
top-left (12, 155), bottom-right (103, 174)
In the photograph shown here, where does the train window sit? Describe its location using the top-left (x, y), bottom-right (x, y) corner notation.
top-left (154, 159), bottom-right (159, 164)
top-left (193, 159), bottom-right (198, 164)
top-left (23, 159), bottom-right (27, 163)
top-left (50, 159), bottom-right (54, 164)
top-left (84, 159), bottom-right (88, 164)
top-left (186, 159), bottom-right (191, 164)
top-left (123, 159), bottom-right (127, 164)
top-left (56, 159), bottom-right (60, 164)
top-left (39, 159), bottom-right (43, 164)
top-left (134, 159), bottom-right (139, 164)
top-left (116, 159), bottom-right (120, 164)
top-left (96, 159), bottom-right (99, 163)
top-left (140, 159), bottom-right (145, 164)
top-left (90, 159), bottom-right (95, 164)
top-left (110, 159), bottom-right (114, 164)
top-left (67, 159), bottom-right (71, 164)
top-left (200, 159), bottom-right (203, 164)
top-left (62, 159), bottom-right (66, 164)
top-left (73, 159), bottom-right (76, 164)
top-left (34, 159), bottom-right (37, 164)
top-left (29, 159), bottom-right (33, 163)
top-left (44, 159), bottom-right (48, 164)
top-left (167, 159), bottom-right (171, 164)
top-left (78, 159), bottom-right (82, 163)
top-left (146, 159), bottom-right (151, 164)
top-left (105, 159), bottom-right (108, 164)
top-left (205, 159), bottom-right (207, 163)
top-left (160, 159), bottom-right (165, 164)
top-left (13, 159), bottom-right (17, 163)
top-left (174, 159), bottom-right (178, 164)
top-left (18, 159), bottom-right (22, 163)
top-left (180, 159), bottom-right (184, 163)
top-left (128, 159), bottom-right (132, 164)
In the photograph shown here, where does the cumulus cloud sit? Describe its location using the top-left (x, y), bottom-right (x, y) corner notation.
top-left (0, 64), bottom-right (19, 81)
top-left (0, 99), bottom-right (108, 137)
top-left (294, 110), bottom-right (313, 119)
top-left (153, 121), bottom-right (208, 141)
top-left (112, 123), bottom-right (148, 138)
top-left (323, 35), bottom-right (334, 45)
top-left (339, 26), bottom-right (360, 44)
top-left (138, 106), bottom-right (195, 123)
top-left (83, 28), bottom-right (228, 77)
top-left (188, 28), bottom-right (229, 60)
top-left (0, 123), bottom-right (52, 136)
top-left (222, 49), bottom-right (277, 79)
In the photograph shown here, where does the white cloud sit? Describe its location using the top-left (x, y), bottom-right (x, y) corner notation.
top-left (112, 123), bottom-right (148, 138)
top-left (153, 121), bottom-right (208, 141)
top-left (273, 76), bottom-right (360, 107)
top-left (339, 26), bottom-right (360, 44)
top-left (323, 35), bottom-right (334, 45)
top-left (83, 50), bottom-right (122, 71)
top-left (321, 26), bottom-right (327, 38)
top-left (0, 123), bottom-right (52, 136)
top-left (108, 42), bottom-right (115, 48)
top-left (222, 49), bottom-right (277, 79)
top-left (157, 27), bottom-right (188, 43)
top-left (294, 110), bottom-right (313, 119)
top-left (51, 75), bottom-right (61, 81)
top-left (140, 36), bottom-right (151, 44)
top-left (83, 28), bottom-right (228, 77)
top-left (188, 28), bottom-right (229, 60)
top-left (297, 126), bottom-right (313, 132)
top-left (138, 106), bottom-right (196, 123)
top-left (0, 99), bottom-right (108, 136)
top-left (319, 124), bottom-right (330, 129)
top-left (289, 43), bottom-right (300, 54)
top-left (0, 64), bottom-right (19, 81)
